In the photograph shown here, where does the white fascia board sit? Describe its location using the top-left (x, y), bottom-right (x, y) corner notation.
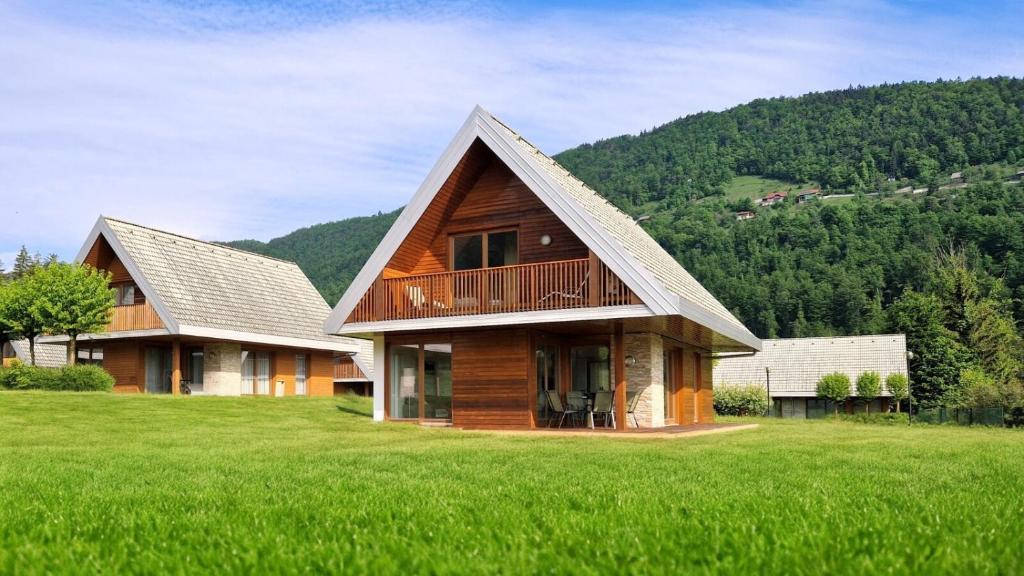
top-left (75, 216), bottom-right (181, 334)
top-left (670, 294), bottom-right (762, 351)
top-left (473, 115), bottom-right (678, 317)
top-left (38, 329), bottom-right (172, 343)
top-left (177, 326), bottom-right (361, 352)
top-left (349, 354), bottom-right (373, 380)
top-left (324, 112), bottom-right (482, 334)
top-left (333, 304), bottom-right (654, 335)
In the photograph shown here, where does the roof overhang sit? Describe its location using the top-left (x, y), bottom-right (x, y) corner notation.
top-left (177, 326), bottom-right (361, 353)
top-left (334, 304), bottom-right (655, 337)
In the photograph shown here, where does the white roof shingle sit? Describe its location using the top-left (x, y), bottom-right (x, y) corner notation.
top-left (8, 339), bottom-right (67, 368)
top-left (713, 334), bottom-right (908, 397)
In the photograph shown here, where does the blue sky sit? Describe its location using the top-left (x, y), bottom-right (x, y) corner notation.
top-left (1, 0), bottom-right (1022, 265)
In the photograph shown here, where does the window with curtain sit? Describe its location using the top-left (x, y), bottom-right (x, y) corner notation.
top-left (241, 350), bottom-right (254, 394)
top-left (256, 352), bottom-right (271, 395)
top-left (295, 355), bottom-right (307, 396)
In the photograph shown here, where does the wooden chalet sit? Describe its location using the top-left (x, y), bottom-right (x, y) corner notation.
top-left (39, 217), bottom-right (373, 396)
top-left (324, 107), bottom-right (760, 429)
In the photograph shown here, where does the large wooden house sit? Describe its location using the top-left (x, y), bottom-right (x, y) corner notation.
top-left (39, 217), bottom-right (372, 396)
top-left (325, 107), bottom-right (760, 429)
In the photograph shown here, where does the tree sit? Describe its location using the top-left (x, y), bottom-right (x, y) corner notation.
top-left (30, 263), bottom-right (114, 365)
top-left (886, 373), bottom-right (909, 413)
top-left (856, 371), bottom-right (881, 413)
top-left (817, 372), bottom-right (852, 416)
top-left (0, 276), bottom-right (47, 365)
top-left (11, 246), bottom-right (35, 280)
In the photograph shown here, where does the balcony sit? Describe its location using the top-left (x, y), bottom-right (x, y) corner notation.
top-left (105, 302), bottom-right (165, 332)
top-left (347, 258), bottom-right (637, 323)
top-left (333, 357), bottom-right (367, 380)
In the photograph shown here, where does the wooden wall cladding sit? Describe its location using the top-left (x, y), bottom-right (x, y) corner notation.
top-left (309, 351), bottom-right (335, 397)
top-left (409, 160), bottom-right (588, 275)
top-left (451, 329), bottom-right (531, 428)
top-left (697, 354), bottom-right (715, 423)
top-left (103, 341), bottom-right (142, 393)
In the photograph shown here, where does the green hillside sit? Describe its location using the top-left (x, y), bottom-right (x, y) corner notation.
top-left (225, 78), bottom-right (1024, 340)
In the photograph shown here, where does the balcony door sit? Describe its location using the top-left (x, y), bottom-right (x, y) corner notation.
top-left (389, 341), bottom-right (452, 421)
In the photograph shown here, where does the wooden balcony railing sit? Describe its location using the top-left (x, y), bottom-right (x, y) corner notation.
top-left (347, 258), bottom-right (636, 323)
top-left (105, 302), bottom-right (165, 332)
top-left (333, 358), bottom-right (366, 380)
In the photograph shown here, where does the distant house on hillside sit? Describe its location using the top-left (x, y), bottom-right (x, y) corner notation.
top-left (37, 217), bottom-right (373, 397)
top-left (950, 171), bottom-right (964, 184)
top-left (796, 188), bottom-right (820, 204)
top-left (758, 191), bottom-right (787, 207)
top-left (735, 210), bottom-right (756, 221)
top-left (2, 339), bottom-right (67, 368)
top-left (713, 334), bottom-right (908, 418)
top-left (1014, 170), bottom-right (1024, 181)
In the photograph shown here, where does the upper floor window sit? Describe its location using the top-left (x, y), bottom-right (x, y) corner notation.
top-left (451, 230), bottom-right (518, 271)
top-left (114, 284), bottom-right (136, 306)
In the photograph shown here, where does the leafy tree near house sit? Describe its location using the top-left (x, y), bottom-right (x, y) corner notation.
top-left (817, 372), bottom-right (852, 416)
top-left (886, 373), bottom-right (909, 413)
top-left (0, 275), bottom-right (47, 365)
top-left (30, 263), bottom-right (114, 365)
top-left (856, 371), bottom-right (881, 413)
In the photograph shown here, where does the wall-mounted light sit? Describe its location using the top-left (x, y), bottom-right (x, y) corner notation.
top-left (625, 355), bottom-right (637, 367)
top-left (540, 234), bottom-right (552, 246)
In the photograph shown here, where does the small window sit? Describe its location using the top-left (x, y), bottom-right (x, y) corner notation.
top-left (114, 285), bottom-right (135, 306)
top-left (452, 234), bottom-right (483, 271)
top-left (295, 355), bottom-right (307, 396)
top-left (451, 230), bottom-right (518, 270)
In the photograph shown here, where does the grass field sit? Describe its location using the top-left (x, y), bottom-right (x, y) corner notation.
top-left (2, 392), bottom-right (1023, 574)
top-left (721, 175), bottom-right (816, 200)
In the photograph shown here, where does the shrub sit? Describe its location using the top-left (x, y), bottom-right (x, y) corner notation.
top-left (0, 361), bottom-right (114, 392)
top-left (886, 373), bottom-right (909, 412)
top-left (836, 413), bottom-right (909, 425)
top-left (957, 368), bottom-right (1000, 409)
top-left (817, 372), bottom-right (852, 415)
top-left (713, 384), bottom-right (769, 416)
top-left (856, 371), bottom-right (881, 413)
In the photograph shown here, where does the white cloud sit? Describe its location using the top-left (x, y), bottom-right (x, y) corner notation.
top-left (0, 0), bottom-right (1021, 259)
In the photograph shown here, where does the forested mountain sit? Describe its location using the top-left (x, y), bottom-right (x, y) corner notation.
top-left (227, 210), bottom-right (399, 305)
top-left (557, 77), bottom-right (1024, 203)
top-left (226, 78), bottom-right (1024, 342)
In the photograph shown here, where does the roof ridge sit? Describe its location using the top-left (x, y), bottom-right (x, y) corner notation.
top-left (482, 111), bottom-right (642, 224)
top-left (102, 216), bottom-right (300, 267)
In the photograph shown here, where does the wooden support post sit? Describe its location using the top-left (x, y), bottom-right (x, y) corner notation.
top-left (171, 340), bottom-right (181, 396)
top-left (614, 321), bottom-right (626, 430)
top-left (588, 250), bottom-right (601, 307)
top-left (373, 274), bottom-right (385, 321)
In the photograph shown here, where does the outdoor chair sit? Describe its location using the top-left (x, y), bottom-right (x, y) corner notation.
top-left (592, 390), bottom-right (615, 428)
top-left (538, 272), bottom-right (589, 305)
top-left (406, 285), bottom-right (448, 311)
top-left (566, 391), bottom-right (588, 426)
top-left (626, 391), bottom-right (641, 428)
top-left (545, 390), bottom-right (580, 429)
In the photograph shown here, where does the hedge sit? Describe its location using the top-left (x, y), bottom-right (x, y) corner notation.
top-left (713, 384), bottom-right (769, 416)
top-left (0, 362), bottom-right (114, 392)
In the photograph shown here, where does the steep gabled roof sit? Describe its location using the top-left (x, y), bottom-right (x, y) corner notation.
top-left (75, 217), bottom-right (362, 353)
top-left (325, 106), bottom-right (760, 351)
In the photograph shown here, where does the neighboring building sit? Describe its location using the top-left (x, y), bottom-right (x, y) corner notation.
top-left (735, 210), bottom-right (756, 221)
top-left (38, 217), bottom-right (372, 396)
top-left (1013, 170), bottom-right (1024, 181)
top-left (324, 106), bottom-right (760, 429)
top-left (2, 339), bottom-right (67, 368)
top-left (713, 334), bottom-right (908, 418)
top-left (758, 191), bottom-right (787, 206)
top-left (796, 188), bottom-right (820, 203)
top-left (950, 171), bottom-right (964, 184)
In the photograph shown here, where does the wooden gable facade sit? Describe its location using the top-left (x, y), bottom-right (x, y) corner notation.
top-left (82, 234), bottom-right (164, 332)
top-left (347, 140), bottom-right (638, 324)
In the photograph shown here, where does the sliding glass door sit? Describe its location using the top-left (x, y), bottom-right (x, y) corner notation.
top-left (535, 344), bottom-right (558, 422)
top-left (389, 342), bottom-right (452, 421)
top-left (240, 350), bottom-right (271, 396)
top-left (570, 345), bottom-right (610, 394)
top-left (144, 347), bottom-right (172, 394)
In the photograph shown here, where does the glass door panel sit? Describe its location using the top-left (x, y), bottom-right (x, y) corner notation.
top-left (535, 345), bottom-right (558, 422)
top-left (295, 355), bottom-right (307, 396)
top-left (390, 344), bottom-right (420, 419)
top-left (571, 345), bottom-right (610, 394)
top-left (256, 352), bottom-right (271, 395)
top-left (144, 347), bottom-right (171, 394)
top-left (423, 344), bottom-right (452, 419)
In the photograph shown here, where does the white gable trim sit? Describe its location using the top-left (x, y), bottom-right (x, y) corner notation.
top-left (177, 326), bottom-right (360, 353)
top-left (75, 217), bottom-right (181, 334)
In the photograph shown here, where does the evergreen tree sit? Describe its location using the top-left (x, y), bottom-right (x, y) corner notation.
top-left (11, 246), bottom-right (33, 280)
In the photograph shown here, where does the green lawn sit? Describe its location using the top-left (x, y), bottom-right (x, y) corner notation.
top-left (2, 393), bottom-right (1022, 574)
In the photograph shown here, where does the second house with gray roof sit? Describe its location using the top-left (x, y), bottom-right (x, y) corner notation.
top-left (39, 217), bottom-right (373, 396)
